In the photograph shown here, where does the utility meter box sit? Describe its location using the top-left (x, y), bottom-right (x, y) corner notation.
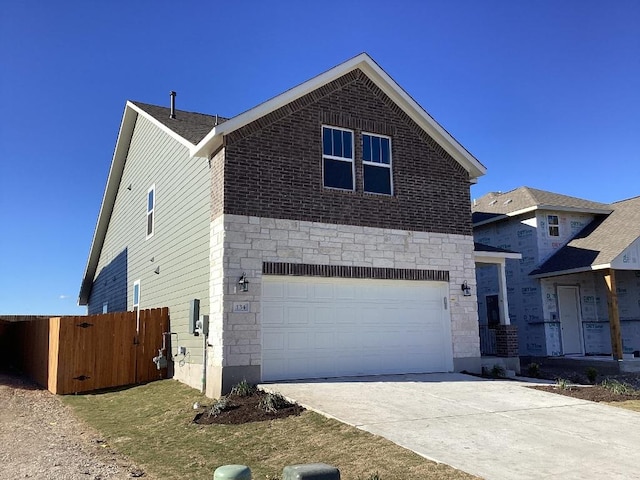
top-left (188, 299), bottom-right (200, 335)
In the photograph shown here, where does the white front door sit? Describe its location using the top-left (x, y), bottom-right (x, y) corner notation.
top-left (261, 276), bottom-right (453, 381)
top-left (557, 286), bottom-right (583, 355)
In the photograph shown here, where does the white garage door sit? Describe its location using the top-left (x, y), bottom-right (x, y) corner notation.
top-left (261, 275), bottom-right (453, 381)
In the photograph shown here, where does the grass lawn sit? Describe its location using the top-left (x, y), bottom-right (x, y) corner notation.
top-left (63, 379), bottom-right (478, 480)
top-left (610, 399), bottom-right (640, 412)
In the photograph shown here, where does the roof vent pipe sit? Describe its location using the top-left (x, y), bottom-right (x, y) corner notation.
top-left (169, 91), bottom-right (176, 119)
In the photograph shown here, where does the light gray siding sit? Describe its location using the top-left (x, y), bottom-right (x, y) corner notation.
top-left (88, 114), bottom-right (210, 388)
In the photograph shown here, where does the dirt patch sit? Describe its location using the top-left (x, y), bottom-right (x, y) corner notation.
top-left (521, 363), bottom-right (640, 403)
top-left (0, 370), bottom-right (151, 480)
top-left (532, 384), bottom-right (640, 403)
top-left (193, 390), bottom-right (304, 425)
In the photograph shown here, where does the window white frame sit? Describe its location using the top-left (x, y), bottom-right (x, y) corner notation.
top-left (102, 302), bottom-right (108, 314)
top-left (146, 184), bottom-right (155, 239)
top-left (548, 214), bottom-right (559, 237)
top-left (133, 280), bottom-right (140, 312)
top-left (322, 125), bottom-right (355, 191)
top-left (362, 132), bottom-right (393, 195)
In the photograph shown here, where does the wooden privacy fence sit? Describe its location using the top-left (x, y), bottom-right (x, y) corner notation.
top-left (11, 308), bottom-right (169, 394)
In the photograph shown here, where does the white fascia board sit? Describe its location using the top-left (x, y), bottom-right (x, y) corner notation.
top-left (357, 57), bottom-right (486, 181)
top-left (190, 53), bottom-right (487, 180)
top-left (529, 264), bottom-right (610, 279)
top-left (535, 205), bottom-right (613, 215)
top-left (79, 105), bottom-right (138, 305)
top-left (474, 251), bottom-right (522, 262)
top-left (473, 205), bottom-right (612, 228)
top-left (126, 102), bottom-right (195, 150)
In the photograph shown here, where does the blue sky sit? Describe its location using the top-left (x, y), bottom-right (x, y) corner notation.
top-left (1, 1), bottom-right (638, 315)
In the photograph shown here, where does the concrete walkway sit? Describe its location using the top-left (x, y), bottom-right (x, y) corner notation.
top-left (262, 373), bottom-right (640, 480)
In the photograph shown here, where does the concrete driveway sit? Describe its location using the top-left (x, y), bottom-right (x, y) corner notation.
top-left (262, 373), bottom-right (640, 480)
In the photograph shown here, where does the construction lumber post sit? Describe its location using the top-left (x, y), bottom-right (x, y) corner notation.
top-left (604, 269), bottom-right (623, 361)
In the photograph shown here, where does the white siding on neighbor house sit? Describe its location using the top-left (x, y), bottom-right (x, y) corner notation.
top-left (207, 213), bottom-right (480, 376)
top-left (88, 114), bottom-right (211, 389)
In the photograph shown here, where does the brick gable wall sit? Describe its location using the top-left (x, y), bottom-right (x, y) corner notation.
top-left (219, 69), bottom-right (472, 235)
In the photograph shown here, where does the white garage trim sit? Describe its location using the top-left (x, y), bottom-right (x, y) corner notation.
top-left (261, 275), bottom-right (453, 381)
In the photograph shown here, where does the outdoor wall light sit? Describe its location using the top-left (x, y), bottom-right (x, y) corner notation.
top-left (461, 280), bottom-right (472, 296)
top-left (238, 273), bottom-right (249, 292)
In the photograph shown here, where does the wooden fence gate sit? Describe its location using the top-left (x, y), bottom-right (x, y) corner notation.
top-left (11, 308), bottom-right (169, 394)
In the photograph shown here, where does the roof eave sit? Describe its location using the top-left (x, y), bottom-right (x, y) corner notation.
top-left (473, 204), bottom-right (612, 228)
top-left (190, 53), bottom-right (486, 179)
top-left (529, 263), bottom-right (611, 279)
top-left (474, 251), bottom-right (523, 261)
top-left (78, 104), bottom-right (139, 305)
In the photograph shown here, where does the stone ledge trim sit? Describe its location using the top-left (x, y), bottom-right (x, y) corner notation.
top-left (263, 262), bottom-right (449, 282)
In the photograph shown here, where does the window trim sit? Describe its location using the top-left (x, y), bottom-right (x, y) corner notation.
top-left (133, 280), bottom-right (140, 312)
top-left (146, 184), bottom-right (155, 239)
top-left (322, 125), bottom-right (355, 191)
top-left (362, 131), bottom-right (393, 195)
top-left (548, 214), bottom-right (560, 237)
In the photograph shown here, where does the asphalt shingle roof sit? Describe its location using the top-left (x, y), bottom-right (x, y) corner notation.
top-left (472, 186), bottom-right (611, 224)
top-left (531, 196), bottom-right (640, 276)
top-left (131, 101), bottom-right (226, 145)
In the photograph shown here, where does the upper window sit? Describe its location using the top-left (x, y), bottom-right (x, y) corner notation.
top-left (147, 185), bottom-right (155, 238)
top-left (548, 215), bottom-right (559, 237)
top-left (322, 126), bottom-right (354, 190)
top-left (133, 280), bottom-right (140, 311)
top-left (362, 133), bottom-right (392, 195)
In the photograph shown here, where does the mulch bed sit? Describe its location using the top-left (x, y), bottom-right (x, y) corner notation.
top-left (531, 384), bottom-right (640, 403)
top-left (192, 390), bottom-right (304, 425)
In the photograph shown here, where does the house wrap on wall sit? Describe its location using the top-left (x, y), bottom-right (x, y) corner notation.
top-left (79, 53), bottom-right (487, 397)
top-left (473, 186), bottom-right (640, 361)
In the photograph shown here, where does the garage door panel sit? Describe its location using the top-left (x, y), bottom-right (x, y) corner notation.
top-left (314, 307), bottom-right (335, 324)
top-left (261, 276), bottom-right (453, 381)
top-left (287, 331), bottom-right (309, 350)
top-left (263, 332), bottom-right (285, 350)
top-left (335, 284), bottom-right (356, 300)
top-left (262, 282), bottom-right (285, 298)
top-left (313, 283), bottom-right (335, 299)
top-left (313, 331), bottom-right (335, 348)
top-left (286, 282), bottom-right (309, 299)
top-left (262, 305), bottom-right (285, 325)
top-left (286, 306), bottom-right (309, 325)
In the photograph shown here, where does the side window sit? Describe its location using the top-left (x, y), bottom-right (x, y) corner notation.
top-left (102, 302), bottom-right (108, 314)
top-left (322, 126), bottom-right (354, 190)
top-left (548, 215), bottom-right (559, 237)
top-left (133, 280), bottom-right (140, 312)
top-left (147, 185), bottom-right (155, 238)
top-left (363, 133), bottom-right (392, 195)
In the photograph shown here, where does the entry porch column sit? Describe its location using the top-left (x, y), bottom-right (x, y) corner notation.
top-left (604, 269), bottom-right (623, 360)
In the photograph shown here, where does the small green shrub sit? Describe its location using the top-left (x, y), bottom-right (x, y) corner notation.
top-left (491, 364), bottom-right (506, 378)
top-left (230, 379), bottom-right (257, 397)
top-left (601, 378), bottom-right (635, 395)
top-left (556, 378), bottom-right (571, 390)
top-left (527, 362), bottom-right (540, 378)
top-left (258, 392), bottom-right (291, 413)
top-left (585, 367), bottom-right (598, 384)
top-left (207, 396), bottom-right (233, 417)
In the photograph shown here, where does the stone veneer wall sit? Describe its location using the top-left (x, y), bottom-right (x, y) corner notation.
top-left (205, 213), bottom-right (480, 397)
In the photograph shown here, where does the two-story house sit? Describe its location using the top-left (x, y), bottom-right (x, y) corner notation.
top-left (473, 186), bottom-right (640, 366)
top-left (79, 53), bottom-right (487, 397)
